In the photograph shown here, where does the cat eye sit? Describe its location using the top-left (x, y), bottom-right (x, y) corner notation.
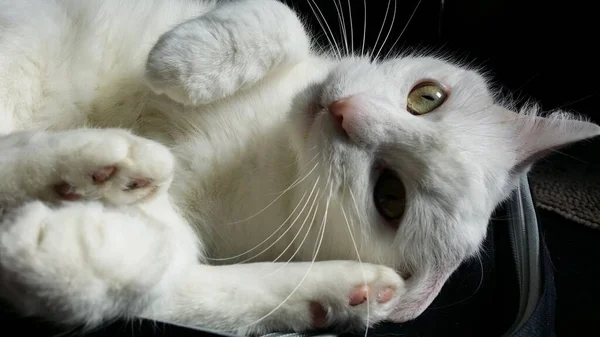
top-left (407, 81), bottom-right (448, 115)
top-left (373, 170), bottom-right (406, 222)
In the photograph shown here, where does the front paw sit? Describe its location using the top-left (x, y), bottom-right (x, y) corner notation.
top-left (145, 0), bottom-right (310, 105)
top-left (0, 201), bottom-right (174, 325)
top-left (307, 262), bottom-right (404, 331)
top-left (44, 129), bottom-right (174, 205)
top-left (262, 261), bottom-right (404, 334)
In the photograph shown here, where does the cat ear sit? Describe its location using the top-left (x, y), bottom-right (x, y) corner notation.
top-left (506, 108), bottom-right (600, 173)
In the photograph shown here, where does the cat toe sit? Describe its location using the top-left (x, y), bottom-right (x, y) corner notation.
top-left (42, 129), bottom-right (174, 205)
top-left (53, 182), bottom-right (82, 201)
top-left (92, 166), bottom-right (117, 184)
top-left (348, 285), bottom-right (369, 306)
top-left (124, 178), bottom-right (152, 191)
top-left (54, 166), bottom-right (118, 201)
top-left (348, 284), bottom-right (395, 306)
top-left (299, 262), bottom-right (404, 332)
top-left (309, 302), bottom-right (328, 329)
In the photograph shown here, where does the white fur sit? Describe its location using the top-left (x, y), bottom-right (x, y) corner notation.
top-left (0, 0), bottom-right (598, 335)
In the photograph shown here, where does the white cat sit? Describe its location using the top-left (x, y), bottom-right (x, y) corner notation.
top-left (0, 0), bottom-right (597, 335)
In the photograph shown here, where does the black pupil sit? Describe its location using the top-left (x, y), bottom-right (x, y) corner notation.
top-left (384, 194), bottom-right (400, 201)
top-left (422, 94), bottom-right (435, 101)
top-left (374, 171), bottom-right (406, 222)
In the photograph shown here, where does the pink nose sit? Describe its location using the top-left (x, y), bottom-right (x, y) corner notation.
top-left (328, 98), bottom-right (352, 130)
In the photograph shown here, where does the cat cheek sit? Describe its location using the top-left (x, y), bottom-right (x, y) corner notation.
top-left (388, 267), bottom-right (455, 322)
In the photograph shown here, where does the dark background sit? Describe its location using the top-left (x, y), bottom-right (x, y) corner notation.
top-left (2, 0), bottom-right (599, 336)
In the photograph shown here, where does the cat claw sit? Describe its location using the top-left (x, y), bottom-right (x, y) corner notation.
top-left (349, 284), bottom-right (395, 306)
top-left (125, 178), bottom-right (151, 191)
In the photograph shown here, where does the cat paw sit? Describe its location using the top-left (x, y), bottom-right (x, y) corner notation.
top-left (45, 129), bottom-right (174, 205)
top-left (307, 262), bottom-right (403, 331)
top-left (264, 261), bottom-right (404, 333)
top-left (0, 200), bottom-right (176, 324)
top-left (146, 0), bottom-right (309, 105)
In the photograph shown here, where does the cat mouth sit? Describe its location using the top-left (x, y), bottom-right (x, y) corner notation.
top-left (306, 102), bottom-right (321, 126)
top-left (301, 102), bottom-right (320, 140)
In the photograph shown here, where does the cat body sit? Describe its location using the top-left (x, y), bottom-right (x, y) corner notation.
top-left (0, 0), bottom-right (598, 335)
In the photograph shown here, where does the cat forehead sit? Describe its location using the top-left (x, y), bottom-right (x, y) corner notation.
top-left (382, 57), bottom-right (492, 99)
top-left (382, 56), bottom-right (480, 79)
top-left (325, 56), bottom-right (493, 107)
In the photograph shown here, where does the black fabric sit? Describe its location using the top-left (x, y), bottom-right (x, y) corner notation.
top-left (541, 208), bottom-right (600, 336)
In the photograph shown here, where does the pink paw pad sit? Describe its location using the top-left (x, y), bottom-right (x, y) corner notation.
top-left (92, 166), bottom-right (116, 184)
top-left (349, 285), bottom-right (395, 306)
top-left (53, 183), bottom-right (81, 201)
top-left (349, 285), bottom-right (369, 306)
top-left (310, 301), bottom-right (328, 328)
top-left (376, 287), bottom-right (395, 304)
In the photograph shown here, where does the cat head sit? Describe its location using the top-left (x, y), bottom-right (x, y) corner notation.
top-left (289, 55), bottom-right (600, 322)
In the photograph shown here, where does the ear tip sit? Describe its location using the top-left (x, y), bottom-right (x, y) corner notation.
top-left (585, 121), bottom-right (600, 138)
top-left (567, 118), bottom-right (600, 140)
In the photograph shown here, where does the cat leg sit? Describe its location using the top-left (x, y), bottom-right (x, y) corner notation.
top-left (0, 128), bottom-right (405, 334)
top-left (0, 198), bottom-right (199, 327)
top-left (0, 127), bottom-right (199, 326)
top-left (0, 128), bottom-right (174, 207)
top-left (143, 260), bottom-right (405, 335)
top-left (0, 199), bottom-right (403, 334)
top-left (145, 0), bottom-right (310, 105)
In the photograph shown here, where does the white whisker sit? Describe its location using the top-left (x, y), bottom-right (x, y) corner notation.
top-left (341, 167), bottom-right (370, 336)
top-left (282, 149), bottom-right (319, 170)
top-left (371, 0), bottom-right (392, 60)
top-left (242, 189), bottom-right (332, 329)
top-left (347, 0), bottom-right (354, 55)
top-left (307, 0), bottom-right (342, 59)
top-left (270, 162), bottom-right (332, 274)
top-left (224, 161), bottom-right (319, 225)
top-left (237, 176), bottom-right (321, 264)
top-left (384, 0), bottom-right (422, 60)
top-left (373, 0), bottom-right (398, 61)
top-left (207, 191), bottom-right (308, 262)
top-left (341, 207), bottom-right (371, 337)
top-left (272, 186), bottom-right (321, 265)
top-left (312, 163), bottom-right (334, 256)
top-left (314, 197), bottom-right (330, 257)
top-left (349, 188), bottom-right (369, 234)
top-left (267, 188), bottom-right (321, 275)
top-left (332, 0), bottom-right (348, 55)
top-left (361, 0), bottom-right (367, 55)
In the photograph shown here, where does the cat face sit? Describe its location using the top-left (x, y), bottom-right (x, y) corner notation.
top-left (290, 55), bottom-right (600, 321)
